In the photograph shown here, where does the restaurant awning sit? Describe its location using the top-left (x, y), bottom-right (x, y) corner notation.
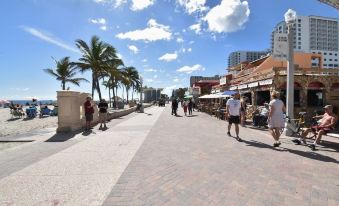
top-left (248, 82), bottom-right (259, 88)
top-left (230, 86), bottom-right (237, 90)
top-left (238, 84), bottom-right (248, 89)
top-left (259, 79), bottom-right (273, 86)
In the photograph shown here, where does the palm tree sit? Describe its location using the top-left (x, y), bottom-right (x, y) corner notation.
top-left (123, 66), bottom-right (140, 103)
top-left (74, 36), bottom-right (117, 100)
top-left (44, 57), bottom-right (88, 90)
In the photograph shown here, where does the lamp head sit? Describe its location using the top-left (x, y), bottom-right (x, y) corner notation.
top-left (284, 9), bottom-right (297, 24)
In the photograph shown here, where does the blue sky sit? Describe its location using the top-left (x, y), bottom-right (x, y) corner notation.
top-left (0, 0), bottom-right (337, 100)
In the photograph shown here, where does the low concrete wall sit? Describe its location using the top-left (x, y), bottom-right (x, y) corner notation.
top-left (107, 103), bottom-right (152, 120)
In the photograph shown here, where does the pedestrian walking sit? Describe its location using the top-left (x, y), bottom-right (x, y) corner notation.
top-left (84, 96), bottom-right (94, 131)
top-left (182, 100), bottom-right (188, 116)
top-left (188, 99), bottom-right (193, 115)
top-left (268, 91), bottom-right (285, 147)
top-left (98, 99), bottom-right (108, 129)
top-left (226, 93), bottom-right (242, 142)
top-left (171, 98), bottom-right (178, 116)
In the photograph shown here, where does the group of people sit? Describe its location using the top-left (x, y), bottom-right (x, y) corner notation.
top-left (171, 98), bottom-right (194, 116)
top-left (84, 97), bottom-right (109, 131)
top-left (224, 91), bottom-right (337, 150)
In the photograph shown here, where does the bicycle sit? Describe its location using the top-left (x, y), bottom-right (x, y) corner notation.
top-left (285, 112), bottom-right (316, 139)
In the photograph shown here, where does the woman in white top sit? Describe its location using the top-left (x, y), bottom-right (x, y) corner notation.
top-left (268, 91), bottom-right (286, 147)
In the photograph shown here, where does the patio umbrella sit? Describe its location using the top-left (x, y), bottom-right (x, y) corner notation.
top-left (222, 90), bottom-right (237, 96)
top-left (0, 100), bottom-right (10, 104)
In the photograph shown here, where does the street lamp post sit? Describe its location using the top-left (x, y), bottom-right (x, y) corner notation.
top-left (284, 9), bottom-right (296, 136)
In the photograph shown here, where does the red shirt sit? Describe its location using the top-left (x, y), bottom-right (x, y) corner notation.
top-left (84, 101), bottom-right (94, 114)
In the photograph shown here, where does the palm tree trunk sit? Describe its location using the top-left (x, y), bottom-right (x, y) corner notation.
top-left (112, 85), bottom-right (116, 108)
top-left (126, 87), bottom-right (128, 103)
top-left (96, 77), bottom-right (102, 100)
top-left (92, 75), bottom-right (95, 99)
top-left (108, 87), bottom-right (111, 108)
top-left (62, 80), bottom-right (65, 90)
top-left (132, 86), bottom-right (134, 100)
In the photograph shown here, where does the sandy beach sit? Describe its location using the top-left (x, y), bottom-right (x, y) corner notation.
top-left (0, 107), bottom-right (57, 137)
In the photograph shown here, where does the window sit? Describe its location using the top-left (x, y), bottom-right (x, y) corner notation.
top-left (280, 90), bottom-right (300, 107)
top-left (298, 46), bottom-right (301, 49)
top-left (324, 64), bottom-right (327, 66)
top-left (324, 52), bottom-right (327, 55)
top-left (298, 37), bottom-right (301, 40)
top-left (334, 64), bottom-right (338, 67)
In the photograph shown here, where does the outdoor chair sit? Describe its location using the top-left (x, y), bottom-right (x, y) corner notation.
top-left (39, 107), bottom-right (51, 118)
top-left (26, 108), bottom-right (37, 119)
top-left (51, 106), bottom-right (58, 116)
top-left (11, 109), bottom-right (24, 118)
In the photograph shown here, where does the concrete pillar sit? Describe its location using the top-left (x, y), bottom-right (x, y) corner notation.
top-left (57, 91), bottom-right (81, 132)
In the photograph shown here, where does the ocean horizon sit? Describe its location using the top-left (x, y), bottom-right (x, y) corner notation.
top-left (8, 100), bottom-right (56, 105)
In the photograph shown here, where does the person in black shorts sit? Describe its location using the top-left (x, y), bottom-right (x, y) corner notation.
top-left (226, 93), bottom-right (242, 142)
top-left (98, 99), bottom-right (108, 129)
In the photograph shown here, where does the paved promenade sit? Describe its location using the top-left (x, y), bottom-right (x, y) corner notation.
top-left (0, 105), bottom-right (338, 205)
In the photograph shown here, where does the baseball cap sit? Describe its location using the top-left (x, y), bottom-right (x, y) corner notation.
top-left (323, 105), bottom-right (332, 109)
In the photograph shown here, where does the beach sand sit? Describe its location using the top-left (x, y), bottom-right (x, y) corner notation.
top-left (0, 107), bottom-right (57, 137)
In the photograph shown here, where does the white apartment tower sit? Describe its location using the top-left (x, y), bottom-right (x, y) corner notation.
top-left (228, 51), bottom-right (269, 68)
top-left (272, 15), bottom-right (339, 69)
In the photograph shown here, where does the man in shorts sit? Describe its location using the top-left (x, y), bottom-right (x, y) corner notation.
top-left (293, 105), bottom-right (337, 150)
top-left (98, 99), bottom-right (108, 129)
top-left (226, 93), bottom-right (242, 142)
top-left (84, 96), bottom-right (94, 131)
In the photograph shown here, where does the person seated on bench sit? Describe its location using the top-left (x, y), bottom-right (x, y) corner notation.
top-left (294, 105), bottom-right (337, 150)
top-left (252, 103), bottom-right (269, 127)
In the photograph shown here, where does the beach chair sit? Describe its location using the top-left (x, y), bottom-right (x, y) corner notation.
top-left (26, 108), bottom-right (37, 118)
top-left (11, 109), bottom-right (24, 118)
top-left (51, 106), bottom-right (58, 116)
top-left (39, 107), bottom-right (51, 118)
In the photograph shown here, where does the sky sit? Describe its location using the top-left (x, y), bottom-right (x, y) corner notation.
top-left (0, 0), bottom-right (338, 100)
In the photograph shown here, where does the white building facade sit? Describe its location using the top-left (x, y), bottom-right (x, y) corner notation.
top-left (228, 51), bottom-right (269, 68)
top-left (272, 15), bottom-right (339, 69)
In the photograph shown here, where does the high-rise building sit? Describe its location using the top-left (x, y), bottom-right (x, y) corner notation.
top-left (190, 75), bottom-right (220, 87)
top-left (227, 51), bottom-right (270, 68)
top-left (143, 88), bottom-right (162, 103)
top-left (271, 15), bottom-right (339, 69)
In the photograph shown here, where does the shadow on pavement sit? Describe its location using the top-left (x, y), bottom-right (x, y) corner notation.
top-left (242, 139), bottom-right (338, 164)
top-left (45, 132), bottom-right (77, 142)
top-left (242, 139), bottom-right (274, 150)
top-left (143, 113), bottom-right (153, 116)
top-left (187, 115), bottom-right (198, 117)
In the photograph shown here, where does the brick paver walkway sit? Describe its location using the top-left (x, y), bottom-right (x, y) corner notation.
top-left (103, 106), bottom-right (339, 206)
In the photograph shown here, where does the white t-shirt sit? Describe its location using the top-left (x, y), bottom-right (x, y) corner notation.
top-left (226, 98), bottom-right (241, 116)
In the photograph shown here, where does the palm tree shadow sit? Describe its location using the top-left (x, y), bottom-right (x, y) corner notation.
top-left (187, 115), bottom-right (198, 117)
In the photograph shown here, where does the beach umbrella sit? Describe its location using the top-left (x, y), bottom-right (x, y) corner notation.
top-left (0, 100), bottom-right (10, 104)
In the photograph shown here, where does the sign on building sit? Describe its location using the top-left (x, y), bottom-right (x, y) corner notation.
top-left (220, 77), bottom-right (227, 85)
top-left (272, 33), bottom-right (288, 60)
top-left (192, 87), bottom-right (200, 96)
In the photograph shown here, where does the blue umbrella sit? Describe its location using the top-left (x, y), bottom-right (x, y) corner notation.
top-left (222, 90), bottom-right (237, 96)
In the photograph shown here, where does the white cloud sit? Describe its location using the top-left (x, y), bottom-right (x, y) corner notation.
top-left (12, 87), bottom-right (30, 91)
top-left (128, 45), bottom-right (139, 54)
top-left (189, 23), bottom-right (201, 34)
top-left (131, 0), bottom-right (155, 11)
top-left (89, 18), bottom-right (108, 31)
top-left (177, 0), bottom-right (207, 14)
top-left (89, 18), bottom-right (106, 25)
top-left (158, 53), bottom-right (178, 62)
top-left (100, 26), bottom-right (107, 31)
top-left (142, 59), bottom-right (147, 62)
top-left (203, 0), bottom-right (250, 33)
top-left (189, 40), bottom-right (194, 44)
top-left (181, 48), bottom-right (186, 53)
top-left (117, 53), bottom-right (123, 59)
top-left (176, 37), bottom-right (184, 43)
top-left (162, 85), bottom-right (180, 96)
top-left (187, 48), bottom-right (192, 52)
top-left (153, 74), bottom-right (158, 79)
top-left (93, 0), bottom-right (127, 8)
top-left (144, 68), bottom-right (157, 72)
top-left (173, 78), bottom-right (180, 82)
top-left (116, 19), bottom-right (172, 42)
top-left (145, 78), bottom-right (154, 82)
top-left (176, 64), bottom-right (205, 74)
top-left (21, 26), bottom-right (79, 53)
